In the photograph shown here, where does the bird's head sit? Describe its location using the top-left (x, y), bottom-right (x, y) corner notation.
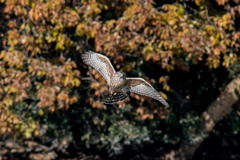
top-left (116, 71), bottom-right (126, 79)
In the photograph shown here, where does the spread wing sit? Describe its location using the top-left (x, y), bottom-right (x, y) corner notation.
top-left (82, 51), bottom-right (116, 85)
top-left (126, 78), bottom-right (169, 107)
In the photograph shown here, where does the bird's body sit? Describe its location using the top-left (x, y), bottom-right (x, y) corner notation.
top-left (82, 51), bottom-right (169, 107)
top-left (109, 71), bottom-right (130, 95)
top-left (109, 72), bottom-right (127, 92)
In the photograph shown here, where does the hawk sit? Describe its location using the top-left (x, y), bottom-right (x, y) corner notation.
top-left (82, 51), bottom-right (169, 107)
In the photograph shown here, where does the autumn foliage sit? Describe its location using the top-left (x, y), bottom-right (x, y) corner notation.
top-left (0, 0), bottom-right (240, 159)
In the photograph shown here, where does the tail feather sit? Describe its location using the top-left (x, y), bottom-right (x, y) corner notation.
top-left (104, 92), bottom-right (128, 104)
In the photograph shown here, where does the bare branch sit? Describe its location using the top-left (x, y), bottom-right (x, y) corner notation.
top-left (172, 76), bottom-right (240, 160)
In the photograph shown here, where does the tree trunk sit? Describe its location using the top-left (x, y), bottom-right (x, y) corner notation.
top-left (175, 76), bottom-right (240, 160)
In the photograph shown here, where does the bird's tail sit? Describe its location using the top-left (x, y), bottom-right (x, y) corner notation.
top-left (104, 92), bottom-right (128, 104)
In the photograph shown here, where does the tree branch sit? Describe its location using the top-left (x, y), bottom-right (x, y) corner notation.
top-left (174, 76), bottom-right (240, 160)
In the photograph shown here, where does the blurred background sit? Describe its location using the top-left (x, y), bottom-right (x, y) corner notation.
top-left (0, 0), bottom-right (240, 159)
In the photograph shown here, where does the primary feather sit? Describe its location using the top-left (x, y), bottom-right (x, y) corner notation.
top-left (82, 51), bottom-right (116, 85)
top-left (127, 78), bottom-right (169, 107)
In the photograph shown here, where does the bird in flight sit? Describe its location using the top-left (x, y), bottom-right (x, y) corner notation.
top-left (82, 51), bottom-right (169, 107)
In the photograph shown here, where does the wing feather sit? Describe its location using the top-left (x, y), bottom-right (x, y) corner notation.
top-left (126, 78), bottom-right (169, 107)
top-left (82, 51), bottom-right (116, 85)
